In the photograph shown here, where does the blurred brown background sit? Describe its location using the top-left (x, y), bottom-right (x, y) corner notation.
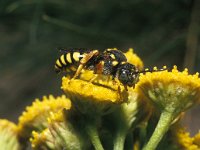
top-left (0, 0), bottom-right (199, 135)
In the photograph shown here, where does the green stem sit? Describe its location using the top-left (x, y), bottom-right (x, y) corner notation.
top-left (142, 111), bottom-right (174, 150)
top-left (113, 127), bottom-right (127, 150)
top-left (85, 124), bottom-right (104, 150)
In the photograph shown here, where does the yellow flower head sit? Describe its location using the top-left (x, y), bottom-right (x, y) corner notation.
top-left (136, 66), bottom-right (200, 115)
top-left (47, 110), bottom-right (65, 124)
top-left (175, 128), bottom-right (200, 150)
top-left (0, 119), bottom-right (21, 150)
top-left (124, 48), bottom-right (144, 71)
top-left (61, 76), bottom-right (128, 115)
top-left (0, 119), bottom-right (17, 132)
top-left (31, 111), bottom-right (90, 150)
top-left (18, 95), bottom-right (71, 138)
top-left (30, 111), bottom-right (65, 149)
top-left (31, 129), bottom-right (53, 150)
top-left (194, 131), bottom-right (200, 147)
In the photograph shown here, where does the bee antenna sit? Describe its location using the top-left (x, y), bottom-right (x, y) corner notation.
top-left (55, 47), bottom-right (65, 52)
top-left (137, 67), bottom-right (167, 74)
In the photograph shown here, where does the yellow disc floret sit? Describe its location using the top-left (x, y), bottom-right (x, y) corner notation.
top-left (18, 95), bottom-right (71, 138)
top-left (62, 76), bottom-right (128, 115)
top-left (124, 48), bottom-right (144, 71)
top-left (175, 128), bottom-right (200, 150)
top-left (193, 131), bottom-right (200, 147)
top-left (31, 111), bottom-right (90, 150)
top-left (136, 66), bottom-right (200, 114)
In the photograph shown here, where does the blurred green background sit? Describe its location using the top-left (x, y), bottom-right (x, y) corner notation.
top-left (0, 0), bottom-right (199, 134)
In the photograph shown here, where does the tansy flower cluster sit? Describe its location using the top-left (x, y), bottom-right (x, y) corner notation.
top-left (174, 127), bottom-right (200, 150)
top-left (0, 48), bottom-right (200, 150)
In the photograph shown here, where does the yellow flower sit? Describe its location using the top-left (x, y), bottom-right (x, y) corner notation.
top-left (31, 129), bottom-right (50, 149)
top-left (31, 111), bottom-right (90, 150)
top-left (175, 128), bottom-right (200, 150)
top-left (194, 131), bottom-right (200, 147)
top-left (61, 76), bottom-right (128, 115)
top-left (136, 66), bottom-right (200, 114)
top-left (18, 95), bottom-right (71, 138)
top-left (0, 119), bottom-right (21, 150)
top-left (124, 48), bottom-right (144, 71)
top-left (137, 66), bottom-right (200, 150)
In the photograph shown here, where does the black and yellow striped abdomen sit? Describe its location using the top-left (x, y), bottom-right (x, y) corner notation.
top-left (55, 51), bottom-right (86, 73)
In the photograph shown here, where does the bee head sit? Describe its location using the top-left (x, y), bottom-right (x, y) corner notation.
top-left (117, 63), bottom-right (139, 87)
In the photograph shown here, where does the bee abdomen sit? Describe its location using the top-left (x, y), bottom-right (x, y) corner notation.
top-left (55, 52), bottom-right (84, 73)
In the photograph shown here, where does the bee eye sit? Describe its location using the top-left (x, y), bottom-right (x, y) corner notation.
top-left (120, 71), bottom-right (127, 78)
top-left (122, 70), bottom-right (126, 74)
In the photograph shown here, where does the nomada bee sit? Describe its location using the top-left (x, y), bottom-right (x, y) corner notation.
top-left (55, 48), bottom-right (166, 90)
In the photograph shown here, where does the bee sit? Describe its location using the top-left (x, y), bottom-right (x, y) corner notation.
top-left (55, 48), bottom-right (166, 90)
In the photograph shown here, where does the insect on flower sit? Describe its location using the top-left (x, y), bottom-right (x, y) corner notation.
top-left (55, 48), bottom-right (166, 90)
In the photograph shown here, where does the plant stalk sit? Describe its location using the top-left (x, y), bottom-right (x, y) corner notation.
top-left (113, 127), bottom-right (127, 150)
top-left (142, 111), bottom-right (174, 150)
top-left (85, 123), bottom-right (104, 150)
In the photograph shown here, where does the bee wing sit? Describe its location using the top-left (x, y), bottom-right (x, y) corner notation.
top-left (58, 48), bottom-right (91, 54)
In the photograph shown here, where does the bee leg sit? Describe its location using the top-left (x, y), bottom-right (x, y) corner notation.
top-left (71, 64), bottom-right (84, 80)
top-left (118, 85), bottom-right (121, 93)
top-left (123, 85), bottom-right (128, 91)
top-left (118, 85), bottom-right (123, 101)
top-left (89, 74), bottom-right (99, 83)
top-left (112, 79), bottom-right (117, 85)
top-left (89, 61), bottom-right (104, 83)
top-left (112, 78), bottom-right (123, 99)
top-left (106, 76), bottom-right (111, 83)
top-left (117, 85), bottom-right (128, 101)
top-left (72, 50), bottom-right (99, 80)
